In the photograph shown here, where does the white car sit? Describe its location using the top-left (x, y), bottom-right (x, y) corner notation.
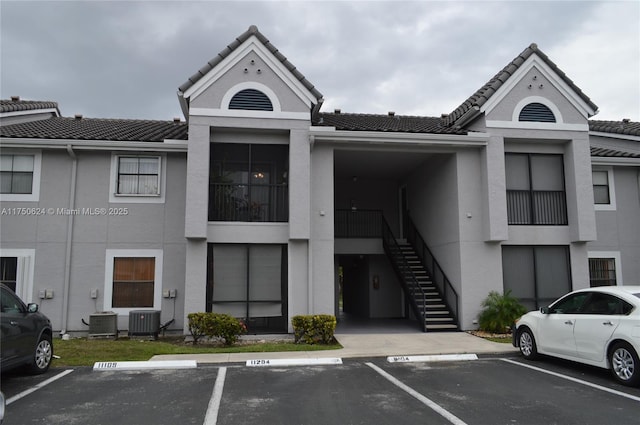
top-left (513, 286), bottom-right (640, 386)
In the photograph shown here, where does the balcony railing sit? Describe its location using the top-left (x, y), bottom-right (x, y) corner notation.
top-left (209, 182), bottom-right (288, 222)
top-left (335, 210), bottom-right (383, 238)
top-left (507, 190), bottom-right (567, 225)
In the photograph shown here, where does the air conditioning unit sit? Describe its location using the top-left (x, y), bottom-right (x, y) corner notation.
top-left (89, 312), bottom-right (118, 339)
top-left (128, 310), bottom-right (161, 339)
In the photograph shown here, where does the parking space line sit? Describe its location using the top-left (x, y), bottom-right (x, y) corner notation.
top-left (365, 362), bottom-right (468, 425)
top-left (501, 358), bottom-right (640, 403)
top-left (6, 369), bottom-right (74, 405)
top-left (203, 366), bottom-right (227, 425)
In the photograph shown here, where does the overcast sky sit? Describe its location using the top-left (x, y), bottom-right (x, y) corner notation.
top-left (1, 0), bottom-right (638, 122)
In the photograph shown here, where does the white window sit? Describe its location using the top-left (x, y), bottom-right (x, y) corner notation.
top-left (109, 154), bottom-right (166, 203)
top-left (104, 249), bottom-right (163, 314)
top-left (0, 249), bottom-right (35, 303)
top-left (593, 167), bottom-right (616, 211)
top-left (588, 251), bottom-right (622, 287)
top-left (0, 151), bottom-right (42, 202)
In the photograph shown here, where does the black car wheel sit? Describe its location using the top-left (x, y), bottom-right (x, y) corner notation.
top-left (518, 327), bottom-right (538, 360)
top-left (27, 334), bottom-right (53, 374)
top-left (609, 342), bottom-right (640, 387)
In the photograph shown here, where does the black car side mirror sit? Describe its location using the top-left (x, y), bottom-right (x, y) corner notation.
top-left (27, 303), bottom-right (39, 313)
top-left (540, 307), bottom-right (550, 314)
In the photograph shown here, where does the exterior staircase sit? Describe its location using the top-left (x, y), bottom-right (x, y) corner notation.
top-left (391, 241), bottom-right (458, 332)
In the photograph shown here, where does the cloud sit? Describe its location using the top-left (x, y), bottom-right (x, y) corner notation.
top-left (1, 1), bottom-right (637, 121)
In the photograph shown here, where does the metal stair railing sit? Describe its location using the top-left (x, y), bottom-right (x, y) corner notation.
top-left (406, 217), bottom-right (459, 327)
top-left (381, 216), bottom-right (428, 332)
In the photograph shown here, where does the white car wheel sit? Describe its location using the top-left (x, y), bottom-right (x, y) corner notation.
top-left (518, 328), bottom-right (538, 360)
top-left (610, 342), bottom-right (640, 387)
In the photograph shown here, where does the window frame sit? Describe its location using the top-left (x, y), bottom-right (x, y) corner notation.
top-left (0, 151), bottom-right (42, 202)
top-left (0, 249), bottom-right (35, 303)
top-left (592, 167), bottom-right (616, 211)
top-left (502, 245), bottom-right (573, 310)
top-left (588, 251), bottom-right (623, 287)
top-left (505, 152), bottom-right (568, 225)
top-left (104, 249), bottom-right (163, 315)
top-left (109, 154), bottom-right (166, 204)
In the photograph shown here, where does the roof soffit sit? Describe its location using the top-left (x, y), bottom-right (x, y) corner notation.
top-left (182, 35), bottom-right (319, 109)
top-left (480, 54), bottom-right (598, 120)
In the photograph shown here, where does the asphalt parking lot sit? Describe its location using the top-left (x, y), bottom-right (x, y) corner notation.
top-left (2, 356), bottom-right (640, 425)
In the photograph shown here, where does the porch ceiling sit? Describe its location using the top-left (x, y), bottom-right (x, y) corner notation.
top-left (334, 150), bottom-right (433, 180)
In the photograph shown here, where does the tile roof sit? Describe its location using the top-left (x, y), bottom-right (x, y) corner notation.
top-left (178, 25), bottom-right (322, 102)
top-left (313, 112), bottom-right (467, 134)
top-left (590, 146), bottom-right (640, 158)
top-left (589, 120), bottom-right (640, 137)
top-left (1, 99), bottom-right (60, 114)
top-left (0, 117), bottom-right (187, 142)
top-left (444, 43), bottom-right (599, 128)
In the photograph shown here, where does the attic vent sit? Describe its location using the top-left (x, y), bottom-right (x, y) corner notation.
top-left (229, 89), bottom-right (273, 111)
top-left (519, 102), bottom-right (556, 123)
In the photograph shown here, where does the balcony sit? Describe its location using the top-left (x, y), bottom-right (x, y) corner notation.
top-left (209, 182), bottom-right (288, 222)
top-left (507, 190), bottom-right (567, 225)
top-left (335, 210), bottom-right (383, 238)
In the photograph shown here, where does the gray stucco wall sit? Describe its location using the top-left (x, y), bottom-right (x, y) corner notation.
top-left (589, 166), bottom-right (640, 284)
top-left (1, 149), bottom-right (187, 332)
top-left (486, 66), bottom-right (585, 124)
top-left (191, 51), bottom-right (309, 113)
top-left (368, 254), bottom-right (403, 318)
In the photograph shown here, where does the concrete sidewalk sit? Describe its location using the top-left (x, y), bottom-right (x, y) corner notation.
top-left (150, 332), bottom-right (519, 364)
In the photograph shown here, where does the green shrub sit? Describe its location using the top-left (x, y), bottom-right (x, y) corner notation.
top-left (187, 312), bottom-right (247, 345)
top-left (291, 314), bottom-right (336, 344)
top-left (477, 290), bottom-right (527, 334)
top-left (187, 312), bottom-right (210, 345)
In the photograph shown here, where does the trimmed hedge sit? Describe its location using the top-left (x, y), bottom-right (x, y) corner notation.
top-left (291, 314), bottom-right (336, 344)
top-left (187, 312), bottom-right (247, 345)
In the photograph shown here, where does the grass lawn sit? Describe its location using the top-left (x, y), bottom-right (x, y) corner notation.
top-left (52, 337), bottom-right (342, 367)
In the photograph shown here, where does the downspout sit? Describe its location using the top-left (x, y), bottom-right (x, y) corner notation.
top-left (60, 144), bottom-right (77, 335)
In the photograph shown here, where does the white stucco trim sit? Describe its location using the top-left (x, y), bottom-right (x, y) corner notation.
top-left (588, 251), bottom-right (623, 286)
top-left (481, 54), bottom-right (597, 119)
top-left (0, 108), bottom-right (59, 118)
top-left (220, 81), bottom-right (282, 111)
top-left (486, 120), bottom-right (588, 131)
top-left (0, 149), bottom-right (42, 202)
top-left (590, 157), bottom-right (640, 167)
top-left (512, 96), bottom-right (564, 123)
top-left (0, 138), bottom-right (188, 152)
top-left (189, 107), bottom-right (309, 120)
top-left (183, 35), bottom-right (317, 108)
top-left (103, 249), bottom-right (164, 315)
top-left (592, 166), bottom-right (616, 211)
top-left (589, 132), bottom-right (640, 143)
top-left (108, 154), bottom-right (166, 204)
top-left (0, 249), bottom-right (35, 303)
top-left (309, 128), bottom-right (488, 147)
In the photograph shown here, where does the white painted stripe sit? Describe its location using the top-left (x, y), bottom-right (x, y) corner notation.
top-left (246, 357), bottom-right (342, 367)
top-left (366, 362), bottom-right (468, 425)
top-left (501, 358), bottom-right (640, 403)
top-left (387, 354), bottom-right (478, 363)
top-left (6, 369), bottom-right (74, 405)
top-left (203, 367), bottom-right (227, 425)
top-left (93, 360), bottom-right (197, 371)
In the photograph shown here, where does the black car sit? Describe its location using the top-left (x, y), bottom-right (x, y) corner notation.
top-left (1, 283), bottom-right (53, 374)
